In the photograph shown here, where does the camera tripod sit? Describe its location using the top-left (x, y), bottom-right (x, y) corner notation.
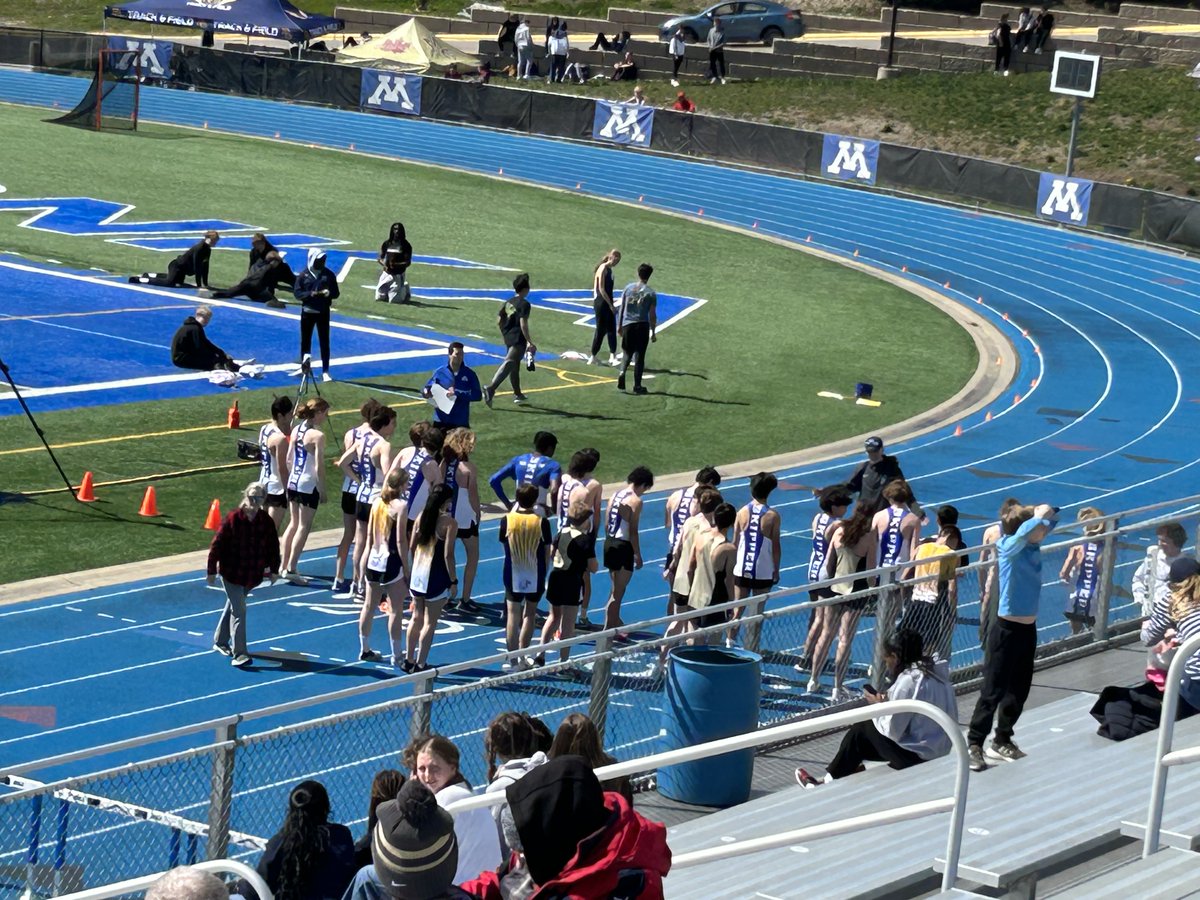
top-left (0, 355), bottom-right (77, 502)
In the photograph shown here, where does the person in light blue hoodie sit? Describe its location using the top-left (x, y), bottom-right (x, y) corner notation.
top-left (796, 629), bottom-right (958, 786)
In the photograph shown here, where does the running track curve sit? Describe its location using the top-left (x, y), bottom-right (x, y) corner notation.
top-left (1, 69), bottom-right (1199, 779)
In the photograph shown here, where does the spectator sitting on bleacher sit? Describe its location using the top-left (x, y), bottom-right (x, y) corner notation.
top-left (235, 780), bottom-right (356, 900)
top-left (353, 769), bottom-right (407, 871)
top-left (549, 712), bottom-right (635, 803)
top-left (625, 85), bottom-right (647, 105)
top-left (485, 711), bottom-right (549, 858)
top-left (796, 629), bottom-right (958, 787)
top-left (146, 866), bottom-right (227, 900)
top-left (1133, 521), bottom-right (1187, 616)
top-left (460, 756), bottom-right (671, 899)
top-left (1093, 557), bottom-right (1200, 741)
top-left (611, 51), bottom-right (638, 82)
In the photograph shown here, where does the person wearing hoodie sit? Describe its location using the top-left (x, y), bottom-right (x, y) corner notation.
top-left (484, 712), bottom-right (549, 858)
top-left (130, 230), bottom-right (219, 287)
top-left (796, 629), bottom-right (958, 787)
top-left (343, 779), bottom-right (478, 900)
top-left (376, 222), bottom-right (413, 304)
top-left (460, 756), bottom-right (671, 900)
top-left (292, 248), bottom-right (340, 382)
top-left (170, 305), bottom-right (240, 371)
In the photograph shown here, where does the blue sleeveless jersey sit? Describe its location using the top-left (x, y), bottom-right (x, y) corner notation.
top-left (286, 422), bottom-right (311, 492)
top-left (668, 486), bottom-right (697, 553)
top-left (355, 433), bottom-right (380, 503)
top-left (879, 506), bottom-right (907, 567)
top-left (808, 512), bottom-right (833, 581)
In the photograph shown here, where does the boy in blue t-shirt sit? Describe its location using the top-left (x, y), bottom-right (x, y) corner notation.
top-left (966, 501), bottom-right (1057, 771)
top-left (489, 431), bottom-right (561, 515)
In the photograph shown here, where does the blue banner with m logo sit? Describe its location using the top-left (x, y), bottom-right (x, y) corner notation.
top-left (360, 69), bottom-right (422, 116)
top-left (105, 38), bottom-right (173, 79)
top-left (592, 100), bottom-right (654, 148)
top-left (1036, 173), bottom-right (1092, 226)
top-left (821, 134), bottom-right (879, 185)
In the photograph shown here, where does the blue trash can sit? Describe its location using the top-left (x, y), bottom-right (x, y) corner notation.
top-left (657, 646), bottom-right (762, 807)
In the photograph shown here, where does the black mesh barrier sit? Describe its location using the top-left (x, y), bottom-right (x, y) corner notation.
top-left (421, 79), bottom-right (531, 130)
top-left (38, 32), bottom-right (102, 73)
top-left (1088, 182), bottom-right (1147, 237)
top-left (260, 56), bottom-right (359, 109)
top-left (649, 108), bottom-right (693, 156)
top-left (173, 45), bottom-right (267, 97)
top-left (878, 145), bottom-right (1040, 208)
top-left (1142, 193), bottom-right (1200, 250)
top-left (527, 90), bottom-right (596, 141)
top-left (0, 28), bottom-right (43, 67)
top-left (50, 61), bottom-right (138, 130)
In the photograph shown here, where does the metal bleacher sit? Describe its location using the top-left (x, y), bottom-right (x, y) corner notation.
top-left (665, 694), bottom-right (1200, 899)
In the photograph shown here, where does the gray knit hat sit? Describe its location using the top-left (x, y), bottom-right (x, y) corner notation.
top-left (372, 780), bottom-right (459, 900)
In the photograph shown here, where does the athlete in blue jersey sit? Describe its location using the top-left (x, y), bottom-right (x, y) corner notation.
top-left (338, 405), bottom-right (397, 600)
top-left (489, 431), bottom-right (561, 513)
top-left (1059, 507), bottom-right (1105, 633)
top-left (871, 479), bottom-right (922, 646)
top-left (796, 484), bottom-right (852, 674)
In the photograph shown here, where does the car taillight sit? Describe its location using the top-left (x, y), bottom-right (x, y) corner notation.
top-left (785, 10), bottom-right (798, 18)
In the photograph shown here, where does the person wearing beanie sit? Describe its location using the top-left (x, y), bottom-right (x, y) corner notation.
top-left (459, 755), bottom-right (671, 899)
top-left (344, 780), bottom-right (478, 900)
top-left (483, 272), bottom-right (536, 407)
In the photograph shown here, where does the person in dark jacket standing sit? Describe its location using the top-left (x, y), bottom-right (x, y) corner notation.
top-left (130, 230), bottom-right (219, 287)
top-left (483, 272), bottom-right (535, 407)
top-left (706, 16), bottom-right (727, 84)
top-left (845, 436), bottom-right (919, 515)
top-left (376, 222), bottom-right (413, 304)
top-left (992, 13), bottom-right (1013, 75)
top-left (170, 305), bottom-right (240, 371)
top-left (235, 780), bottom-right (356, 900)
top-left (291, 248), bottom-right (340, 382)
top-left (208, 482), bottom-right (281, 668)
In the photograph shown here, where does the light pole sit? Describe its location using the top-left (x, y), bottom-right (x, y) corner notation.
top-left (878, 0), bottom-right (901, 79)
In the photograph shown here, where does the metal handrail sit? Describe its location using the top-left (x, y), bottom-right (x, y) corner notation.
top-left (1142, 630), bottom-right (1200, 857)
top-left (57, 858), bottom-right (272, 900)
top-left (444, 699), bottom-right (971, 892)
top-left (4, 492), bottom-right (1195, 781)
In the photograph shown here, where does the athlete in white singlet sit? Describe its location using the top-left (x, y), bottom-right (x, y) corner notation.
top-left (602, 467), bottom-right (654, 632)
top-left (730, 472), bottom-right (782, 646)
top-left (442, 428), bottom-right (483, 613)
top-left (280, 398), bottom-right (331, 584)
top-left (257, 395), bottom-right (294, 531)
top-left (334, 399), bottom-right (380, 596)
top-left (557, 449), bottom-right (602, 629)
top-left (338, 406), bottom-right (396, 600)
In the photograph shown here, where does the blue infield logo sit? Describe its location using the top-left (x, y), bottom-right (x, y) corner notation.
top-left (0, 192), bottom-right (705, 333)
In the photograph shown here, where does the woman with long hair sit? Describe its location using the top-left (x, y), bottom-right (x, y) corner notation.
top-left (352, 769), bottom-right (406, 870)
top-left (240, 779), bottom-right (355, 900)
top-left (805, 501), bottom-right (878, 703)
top-left (484, 711), bottom-right (548, 856)
top-left (588, 249), bottom-right (621, 366)
top-left (280, 397), bottom-right (330, 584)
top-left (549, 712), bottom-right (633, 802)
top-left (405, 484), bottom-right (458, 671)
top-left (442, 428), bottom-right (482, 614)
top-left (409, 734), bottom-right (502, 884)
top-left (796, 628), bottom-right (958, 787)
top-left (360, 468), bottom-right (409, 666)
top-left (334, 398), bottom-right (382, 598)
top-left (1143, 558), bottom-right (1200, 715)
top-left (256, 395), bottom-right (293, 531)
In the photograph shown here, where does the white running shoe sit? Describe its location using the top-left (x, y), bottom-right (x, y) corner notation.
top-left (284, 571), bottom-right (310, 586)
top-left (806, 678), bottom-right (820, 694)
top-left (231, 654), bottom-right (252, 668)
top-left (232, 357), bottom-right (256, 367)
top-left (322, 372), bottom-right (333, 383)
top-left (585, 355), bottom-right (596, 365)
top-left (287, 354), bottom-right (311, 377)
top-left (670, 79), bottom-right (679, 87)
top-left (830, 686), bottom-right (855, 704)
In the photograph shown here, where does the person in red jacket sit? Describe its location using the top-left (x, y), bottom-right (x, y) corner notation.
top-left (208, 481), bottom-right (281, 668)
top-left (672, 91), bottom-right (696, 113)
top-left (460, 755), bottom-right (671, 899)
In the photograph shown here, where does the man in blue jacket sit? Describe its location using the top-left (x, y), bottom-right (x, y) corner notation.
top-left (289, 249), bottom-right (340, 382)
top-left (423, 341), bottom-right (483, 429)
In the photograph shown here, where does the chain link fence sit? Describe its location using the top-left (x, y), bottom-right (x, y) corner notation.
top-left (3, 496), bottom-right (1197, 896)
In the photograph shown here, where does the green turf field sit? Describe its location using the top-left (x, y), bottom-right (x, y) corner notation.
top-left (0, 102), bottom-right (977, 584)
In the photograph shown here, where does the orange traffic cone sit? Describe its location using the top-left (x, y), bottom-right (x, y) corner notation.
top-left (985, 411), bottom-right (993, 422)
top-left (227, 400), bottom-right (240, 429)
top-left (138, 486), bottom-right (159, 517)
top-left (203, 499), bottom-right (222, 530)
top-left (77, 471), bottom-right (96, 503)
top-left (953, 424), bottom-right (963, 437)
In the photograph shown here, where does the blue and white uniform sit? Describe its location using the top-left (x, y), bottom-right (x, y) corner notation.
top-left (668, 486), bottom-right (698, 557)
top-left (258, 423), bottom-right (285, 497)
top-left (410, 533), bottom-right (451, 600)
top-left (808, 512), bottom-right (834, 582)
top-left (402, 448), bottom-right (432, 520)
top-left (1066, 540), bottom-right (1102, 619)
top-left (879, 506), bottom-right (910, 568)
top-left (355, 433), bottom-right (382, 505)
top-left (490, 452), bottom-right (561, 512)
top-left (444, 459), bottom-right (477, 530)
top-left (287, 422), bottom-right (318, 493)
top-left (341, 424), bottom-right (367, 494)
top-left (607, 487), bottom-right (633, 540)
top-left (558, 474), bottom-right (595, 534)
top-left (735, 501), bottom-right (775, 583)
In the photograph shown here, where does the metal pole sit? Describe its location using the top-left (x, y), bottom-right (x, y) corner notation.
top-left (885, 0), bottom-right (900, 69)
top-left (410, 672), bottom-right (435, 741)
top-left (1143, 632), bottom-right (1200, 856)
top-left (1065, 96), bottom-right (1083, 177)
top-left (1091, 516), bottom-right (1120, 642)
top-left (204, 722), bottom-right (237, 862)
top-left (588, 632), bottom-right (615, 743)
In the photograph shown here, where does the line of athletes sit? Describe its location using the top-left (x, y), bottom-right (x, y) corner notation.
top-left (250, 393), bottom-right (785, 675)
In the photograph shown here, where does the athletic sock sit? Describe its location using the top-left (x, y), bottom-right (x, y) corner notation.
top-left (391, 640), bottom-right (404, 663)
top-left (359, 634), bottom-right (370, 654)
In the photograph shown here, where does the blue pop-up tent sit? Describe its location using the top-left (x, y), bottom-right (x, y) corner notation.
top-left (105, 0), bottom-right (343, 43)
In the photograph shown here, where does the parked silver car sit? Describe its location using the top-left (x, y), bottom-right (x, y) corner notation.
top-left (659, 1), bottom-right (805, 46)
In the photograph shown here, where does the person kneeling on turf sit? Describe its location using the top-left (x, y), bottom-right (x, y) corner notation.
top-left (170, 305), bottom-right (242, 372)
top-left (131, 230), bottom-right (219, 288)
top-left (210, 250), bottom-right (292, 308)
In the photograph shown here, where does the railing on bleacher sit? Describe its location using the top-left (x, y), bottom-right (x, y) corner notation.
top-left (55, 858), bottom-right (271, 900)
top-left (1, 493), bottom-right (1197, 895)
top-left (443, 699), bottom-right (971, 892)
top-left (1142, 630), bottom-right (1200, 858)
